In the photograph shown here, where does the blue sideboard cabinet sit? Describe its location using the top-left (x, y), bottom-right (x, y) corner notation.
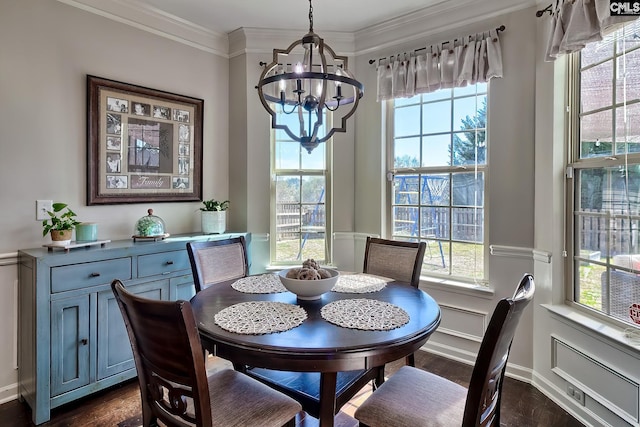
top-left (18, 232), bottom-right (250, 425)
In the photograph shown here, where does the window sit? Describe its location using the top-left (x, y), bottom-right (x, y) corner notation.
top-left (389, 84), bottom-right (487, 282)
top-left (569, 21), bottom-right (640, 327)
top-left (270, 108), bottom-right (331, 265)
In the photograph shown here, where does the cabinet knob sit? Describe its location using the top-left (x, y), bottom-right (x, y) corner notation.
top-left (165, 260), bottom-right (174, 265)
top-left (80, 339), bottom-right (88, 345)
top-left (89, 272), bottom-right (101, 277)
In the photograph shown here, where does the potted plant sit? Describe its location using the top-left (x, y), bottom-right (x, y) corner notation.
top-left (42, 202), bottom-right (80, 245)
top-left (200, 199), bottom-right (229, 234)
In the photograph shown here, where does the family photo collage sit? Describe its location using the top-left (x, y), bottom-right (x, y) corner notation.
top-left (103, 93), bottom-right (193, 193)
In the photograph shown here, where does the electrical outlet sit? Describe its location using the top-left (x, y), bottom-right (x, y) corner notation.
top-left (36, 200), bottom-right (53, 221)
top-left (566, 383), bottom-right (585, 406)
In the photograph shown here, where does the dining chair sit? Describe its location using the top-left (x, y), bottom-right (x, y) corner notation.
top-left (111, 279), bottom-right (301, 427)
top-left (363, 236), bottom-right (427, 366)
top-left (354, 273), bottom-right (535, 427)
top-left (363, 236), bottom-right (426, 288)
top-left (186, 236), bottom-right (249, 293)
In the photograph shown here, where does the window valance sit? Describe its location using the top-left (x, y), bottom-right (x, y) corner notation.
top-left (542, 0), bottom-right (638, 61)
top-left (374, 28), bottom-right (504, 102)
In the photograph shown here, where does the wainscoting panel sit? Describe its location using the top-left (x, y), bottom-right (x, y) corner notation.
top-left (437, 304), bottom-right (486, 342)
top-left (551, 336), bottom-right (639, 425)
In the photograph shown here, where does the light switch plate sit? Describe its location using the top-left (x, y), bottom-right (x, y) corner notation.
top-left (36, 200), bottom-right (53, 221)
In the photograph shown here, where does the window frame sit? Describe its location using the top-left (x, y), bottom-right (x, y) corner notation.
top-left (269, 115), bottom-right (333, 266)
top-left (565, 29), bottom-right (640, 329)
top-left (385, 85), bottom-right (489, 284)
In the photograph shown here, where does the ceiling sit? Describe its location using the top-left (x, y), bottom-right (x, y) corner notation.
top-left (124, 0), bottom-right (487, 34)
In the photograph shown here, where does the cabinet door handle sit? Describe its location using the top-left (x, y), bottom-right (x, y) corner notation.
top-left (80, 339), bottom-right (88, 345)
top-left (165, 261), bottom-right (174, 265)
top-left (89, 272), bottom-right (101, 277)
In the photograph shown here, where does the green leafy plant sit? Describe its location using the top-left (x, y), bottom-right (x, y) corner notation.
top-left (42, 203), bottom-right (80, 237)
top-left (200, 199), bottom-right (229, 211)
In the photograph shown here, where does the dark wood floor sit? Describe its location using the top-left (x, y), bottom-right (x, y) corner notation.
top-left (0, 351), bottom-right (584, 427)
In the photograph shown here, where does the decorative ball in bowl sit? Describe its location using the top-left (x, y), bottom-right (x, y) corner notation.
top-left (278, 267), bottom-right (340, 300)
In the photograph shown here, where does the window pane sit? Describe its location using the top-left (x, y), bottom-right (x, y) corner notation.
top-left (275, 140), bottom-right (300, 169)
top-left (301, 144), bottom-right (325, 169)
top-left (394, 175), bottom-right (420, 205)
top-left (580, 60), bottom-right (613, 113)
top-left (452, 172), bottom-right (484, 207)
top-left (451, 242), bottom-right (483, 279)
top-left (453, 96), bottom-right (484, 131)
top-left (616, 49), bottom-right (640, 103)
top-left (422, 134), bottom-right (451, 167)
top-left (301, 176), bottom-right (325, 204)
top-left (452, 130), bottom-right (485, 166)
top-left (423, 100), bottom-right (451, 134)
top-left (580, 110), bottom-right (613, 158)
top-left (420, 174), bottom-right (450, 206)
top-left (581, 35), bottom-right (614, 67)
top-left (453, 207), bottom-right (483, 242)
top-left (616, 22), bottom-right (640, 54)
top-left (394, 137), bottom-right (421, 168)
top-left (422, 240), bottom-right (449, 274)
top-left (420, 206), bottom-right (449, 239)
top-left (395, 105), bottom-right (421, 137)
top-left (615, 103), bottom-right (640, 148)
top-left (393, 206), bottom-right (418, 237)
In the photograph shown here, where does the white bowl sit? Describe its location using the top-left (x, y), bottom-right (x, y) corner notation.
top-left (278, 268), bottom-right (340, 300)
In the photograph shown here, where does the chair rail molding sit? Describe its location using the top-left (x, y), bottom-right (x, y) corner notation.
top-left (490, 245), bottom-right (538, 260)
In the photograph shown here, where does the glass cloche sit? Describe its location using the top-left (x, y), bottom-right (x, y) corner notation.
top-left (133, 209), bottom-right (168, 239)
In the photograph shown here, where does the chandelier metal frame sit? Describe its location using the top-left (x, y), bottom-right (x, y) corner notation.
top-left (256, 0), bottom-right (364, 153)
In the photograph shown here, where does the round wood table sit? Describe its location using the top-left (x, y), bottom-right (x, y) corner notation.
top-left (191, 278), bottom-right (441, 427)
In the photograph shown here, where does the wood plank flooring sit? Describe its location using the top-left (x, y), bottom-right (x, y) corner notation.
top-left (0, 351), bottom-right (584, 427)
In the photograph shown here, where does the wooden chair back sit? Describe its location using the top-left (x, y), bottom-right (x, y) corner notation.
top-left (462, 273), bottom-right (535, 427)
top-left (363, 237), bottom-right (426, 287)
top-left (111, 279), bottom-right (212, 427)
top-left (187, 236), bottom-right (248, 293)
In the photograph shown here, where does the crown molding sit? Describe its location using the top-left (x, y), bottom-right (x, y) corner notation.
top-left (56, 0), bottom-right (228, 56)
top-left (354, 0), bottom-right (536, 56)
top-left (229, 28), bottom-right (356, 59)
top-left (57, 0), bottom-right (536, 59)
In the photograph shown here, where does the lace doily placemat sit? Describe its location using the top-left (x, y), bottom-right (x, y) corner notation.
top-left (331, 274), bottom-right (392, 293)
top-left (231, 274), bottom-right (287, 294)
top-left (321, 298), bottom-right (409, 331)
top-left (214, 301), bottom-right (307, 334)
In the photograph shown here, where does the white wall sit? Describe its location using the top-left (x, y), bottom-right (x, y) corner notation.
top-left (0, 0), bottom-right (229, 403)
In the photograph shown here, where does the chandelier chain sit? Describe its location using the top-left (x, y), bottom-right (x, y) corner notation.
top-left (308, 0), bottom-right (314, 32)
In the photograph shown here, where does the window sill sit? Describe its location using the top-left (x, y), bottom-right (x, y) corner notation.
top-left (419, 276), bottom-right (495, 300)
top-left (542, 304), bottom-right (640, 355)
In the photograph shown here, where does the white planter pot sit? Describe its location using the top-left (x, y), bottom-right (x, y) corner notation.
top-left (201, 211), bottom-right (226, 234)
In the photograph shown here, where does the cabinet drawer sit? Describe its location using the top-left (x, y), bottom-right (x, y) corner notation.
top-left (138, 250), bottom-right (190, 277)
top-left (51, 258), bottom-right (132, 293)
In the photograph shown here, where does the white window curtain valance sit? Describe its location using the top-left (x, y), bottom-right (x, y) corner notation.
top-left (376, 29), bottom-right (503, 102)
top-left (544, 0), bottom-right (638, 61)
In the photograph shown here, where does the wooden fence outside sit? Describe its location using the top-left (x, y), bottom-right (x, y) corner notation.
top-left (579, 209), bottom-right (640, 258)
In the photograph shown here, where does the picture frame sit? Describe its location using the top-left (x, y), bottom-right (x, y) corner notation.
top-left (87, 75), bottom-right (203, 205)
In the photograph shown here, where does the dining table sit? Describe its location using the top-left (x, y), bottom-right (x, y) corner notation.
top-left (190, 273), bottom-right (441, 427)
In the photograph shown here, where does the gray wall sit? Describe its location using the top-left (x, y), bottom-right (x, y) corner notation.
top-left (0, 0), bottom-right (229, 402)
top-left (0, 1), bottom-right (638, 425)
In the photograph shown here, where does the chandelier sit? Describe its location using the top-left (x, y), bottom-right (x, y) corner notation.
top-left (256, 0), bottom-right (364, 153)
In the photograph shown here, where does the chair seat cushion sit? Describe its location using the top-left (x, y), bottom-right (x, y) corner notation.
top-left (354, 366), bottom-right (467, 427)
top-left (209, 369), bottom-right (301, 427)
